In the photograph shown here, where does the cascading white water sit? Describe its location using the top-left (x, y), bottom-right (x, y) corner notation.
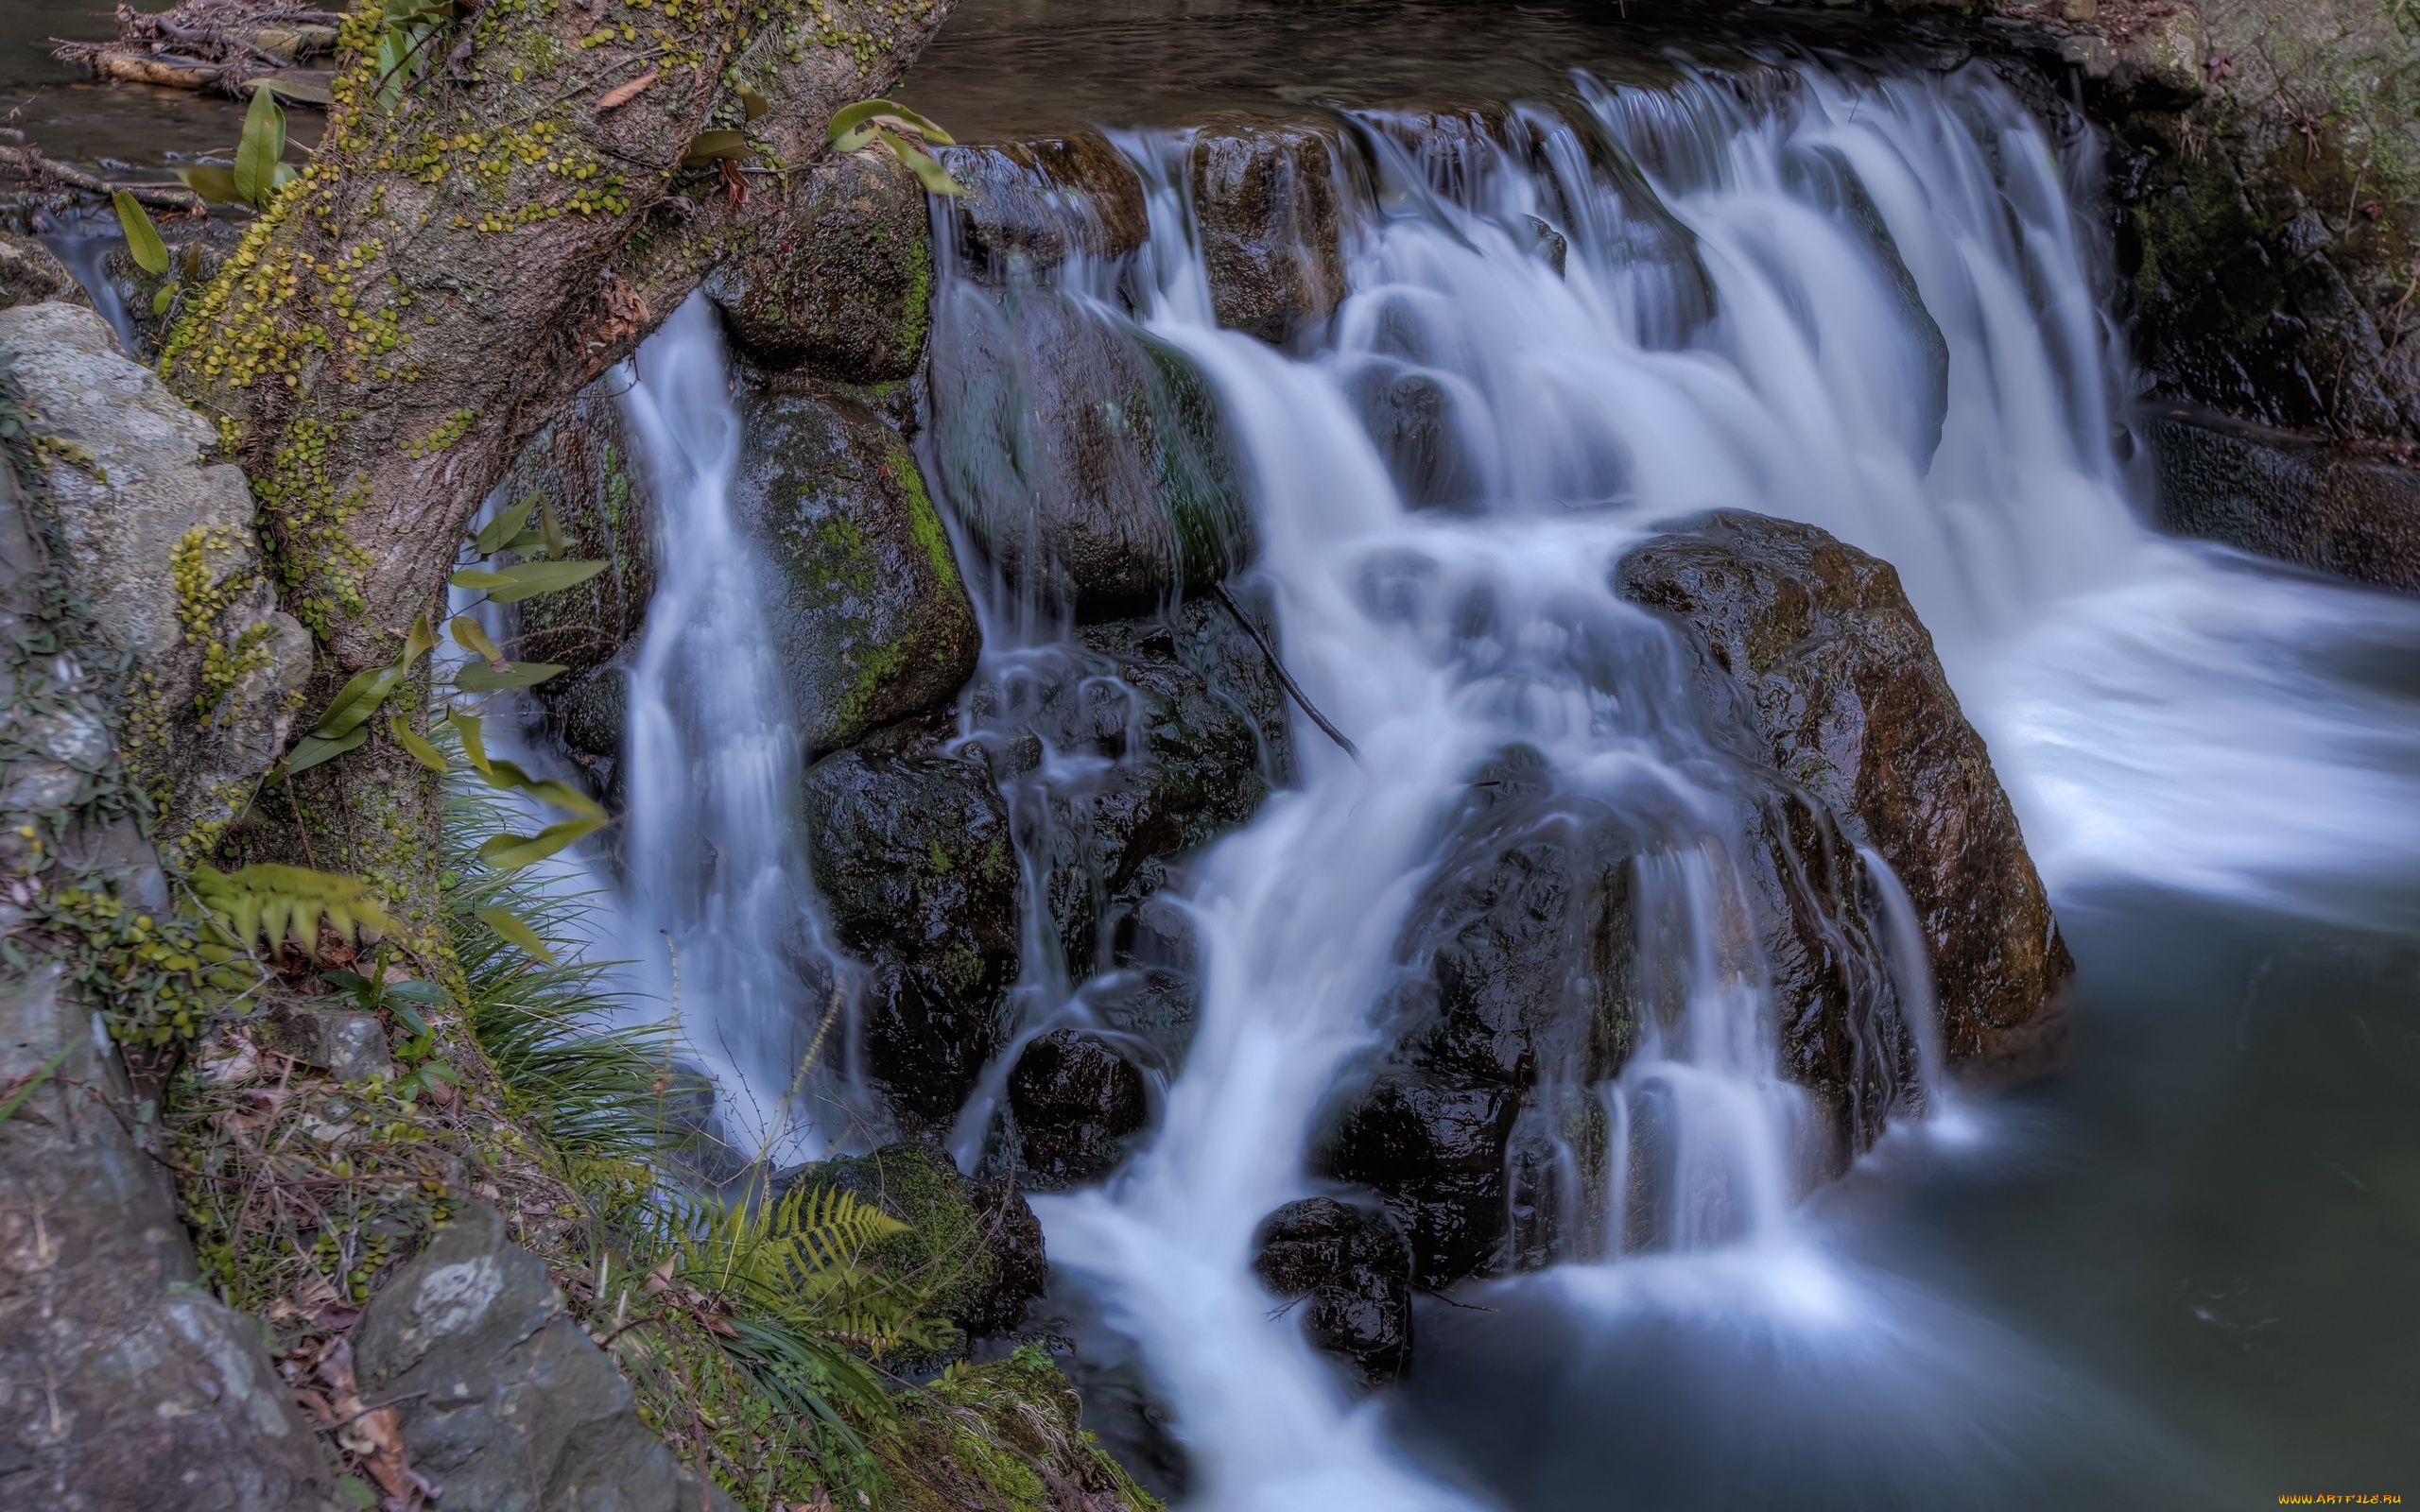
top-left (614, 295), bottom-right (855, 1164)
top-left (1005, 60), bottom-right (2420, 1510)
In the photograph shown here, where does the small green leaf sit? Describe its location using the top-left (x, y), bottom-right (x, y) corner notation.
top-left (449, 568), bottom-right (515, 592)
top-left (182, 243), bottom-right (202, 280)
top-left (827, 97), bottom-right (954, 146)
top-left (337, 1474), bottom-right (379, 1510)
top-left (285, 725), bottom-right (370, 776)
top-left (475, 559), bottom-right (610, 603)
top-left (233, 82), bottom-right (289, 209)
top-left (478, 816), bottom-right (607, 871)
top-left (389, 713), bottom-right (447, 772)
top-left (881, 130), bottom-right (968, 198)
top-left (475, 905), bottom-right (557, 962)
top-left (473, 495), bottom-right (539, 556)
top-left (312, 666), bottom-right (404, 739)
top-left (151, 280), bottom-right (181, 317)
top-left (447, 709), bottom-right (493, 775)
top-left (112, 191), bottom-right (169, 276)
top-left (385, 980), bottom-right (451, 1005)
top-left (176, 164), bottom-right (244, 205)
top-left (449, 614), bottom-right (506, 664)
top-left (539, 495), bottom-right (567, 558)
top-left (264, 74), bottom-right (333, 106)
top-left (454, 660), bottom-right (566, 693)
top-left (681, 129), bottom-right (750, 167)
top-left (738, 84), bottom-right (769, 120)
top-left (397, 612), bottom-right (437, 670)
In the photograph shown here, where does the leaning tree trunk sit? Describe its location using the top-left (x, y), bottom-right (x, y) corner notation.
top-left (163, 0), bottom-right (956, 929)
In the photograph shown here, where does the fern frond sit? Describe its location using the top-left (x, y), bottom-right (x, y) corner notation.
top-left (188, 863), bottom-right (391, 955)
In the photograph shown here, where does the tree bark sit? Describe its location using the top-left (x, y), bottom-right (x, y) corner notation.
top-left (164, 0), bottom-right (957, 903)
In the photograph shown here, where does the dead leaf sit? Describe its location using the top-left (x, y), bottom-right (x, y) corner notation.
top-left (198, 1033), bottom-right (261, 1087)
top-left (641, 1255), bottom-right (676, 1295)
top-left (597, 70), bottom-right (657, 111)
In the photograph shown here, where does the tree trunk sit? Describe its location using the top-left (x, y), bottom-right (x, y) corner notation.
top-left (164, 0), bottom-right (957, 906)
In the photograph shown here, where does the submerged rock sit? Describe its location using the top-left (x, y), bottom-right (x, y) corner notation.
top-left (1190, 119), bottom-right (1351, 345)
top-left (800, 720), bottom-right (1021, 1132)
top-left (735, 379), bottom-right (982, 753)
top-left (1007, 1028), bottom-right (1150, 1189)
top-left (1614, 510), bottom-right (2072, 1072)
top-left (354, 1203), bottom-right (736, 1512)
top-left (927, 287), bottom-right (1253, 615)
top-left (1252, 1197), bottom-right (1415, 1384)
top-left (0, 299), bottom-right (310, 861)
top-left (707, 148), bottom-right (933, 381)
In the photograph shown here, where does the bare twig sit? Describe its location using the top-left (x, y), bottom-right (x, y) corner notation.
top-left (1211, 582), bottom-right (1359, 760)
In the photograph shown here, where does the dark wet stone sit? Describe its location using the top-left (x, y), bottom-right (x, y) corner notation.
top-left (707, 148), bottom-right (932, 382)
top-left (800, 720), bottom-right (1022, 1132)
top-left (1007, 1028), bottom-right (1150, 1189)
top-left (1350, 368), bottom-right (1483, 512)
top-left (1252, 1197), bottom-right (1414, 1384)
top-left (778, 1142), bottom-right (1046, 1340)
top-left (1190, 119), bottom-right (1349, 345)
top-left (735, 380), bottom-right (982, 753)
top-left (927, 288), bottom-right (1253, 614)
top-left (2150, 407), bottom-right (2420, 593)
top-left (1615, 510), bottom-right (2073, 1074)
top-left (499, 376), bottom-right (654, 685)
top-left (937, 131), bottom-right (1150, 278)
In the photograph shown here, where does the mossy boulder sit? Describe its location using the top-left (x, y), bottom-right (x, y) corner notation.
top-left (780, 1142), bottom-right (1046, 1339)
top-left (936, 132), bottom-right (1152, 279)
top-left (926, 284), bottom-right (1254, 616)
top-left (875, 1345), bottom-right (1163, 1512)
top-left (800, 721), bottom-right (1022, 1132)
top-left (706, 148), bottom-right (934, 382)
top-left (734, 380), bottom-right (982, 755)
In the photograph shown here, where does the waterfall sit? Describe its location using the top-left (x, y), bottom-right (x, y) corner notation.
top-left (614, 295), bottom-right (857, 1165)
top-left (905, 60), bottom-right (2374, 1509)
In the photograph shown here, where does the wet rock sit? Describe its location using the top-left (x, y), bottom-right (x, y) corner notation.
top-left (800, 721), bottom-right (1021, 1131)
top-left (779, 1142), bottom-right (1046, 1340)
top-left (259, 1005), bottom-right (392, 1084)
top-left (874, 1345), bottom-right (1162, 1511)
top-left (734, 380), bottom-right (982, 753)
top-left (1252, 1197), bottom-right (1414, 1384)
top-left (927, 286), bottom-right (1253, 614)
top-left (937, 131), bottom-right (1151, 278)
top-left (2149, 407), bottom-right (2420, 593)
top-left (1615, 510), bottom-right (2073, 1072)
top-left (1007, 1028), bottom-right (1150, 1188)
top-left (498, 375), bottom-right (654, 686)
top-left (0, 229), bottom-right (86, 308)
top-left (1323, 730), bottom-right (1918, 1288)
top-left (2, 964), bottom-right (340, 1512)
top-left (354, 1203), bottom-right (736, 1512)
top-left (1190, 118), bottom-right (1350, 345)
top-left (0, 300), bottom-right (310, 861)
top-left (1349, 368), bottom-right (1483, 513)
top-left (1192, 113), bottom-right (1349, 289)
top-left (965, 592), bottom-right (1293, 1020)
top-left (707, 148), bottom-right (933, 381)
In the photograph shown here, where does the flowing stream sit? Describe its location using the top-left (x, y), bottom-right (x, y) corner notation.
top-left (916, 60), bottom-right (2420, 1509)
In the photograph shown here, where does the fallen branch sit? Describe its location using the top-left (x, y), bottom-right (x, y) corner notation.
top-left (1213, 581), bottom-right (1359, 760)
top-left (0, 144), bottom-right (204, 211)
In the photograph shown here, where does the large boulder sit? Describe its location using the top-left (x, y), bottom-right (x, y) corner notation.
top-left (800, 719), bottom-right (1022, 1132)
top-left (1321, 740), bottom-right (1917, 1287)
top-left (1613, 510), bottom-right (2072, 1072)
top-left (1006, 1027), bottom-right (1151, 1189)
top-left (0, 965), bottom-right (342, 1512)
top-left (706, 148), bottom-right (933, 381)
top-left (734, 378), bottom-right (982, 754)
top-left (353, 1203), bottom-right (736, 1511)
top-left (1251, 1197), bottom-right (1414, 1385)
top-left (926, 285), bottom-right (1253, 615)
top-left (0, 300), bottom-right (311, 863)
top-left (1189, 119), bottom-right (1350, 345)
